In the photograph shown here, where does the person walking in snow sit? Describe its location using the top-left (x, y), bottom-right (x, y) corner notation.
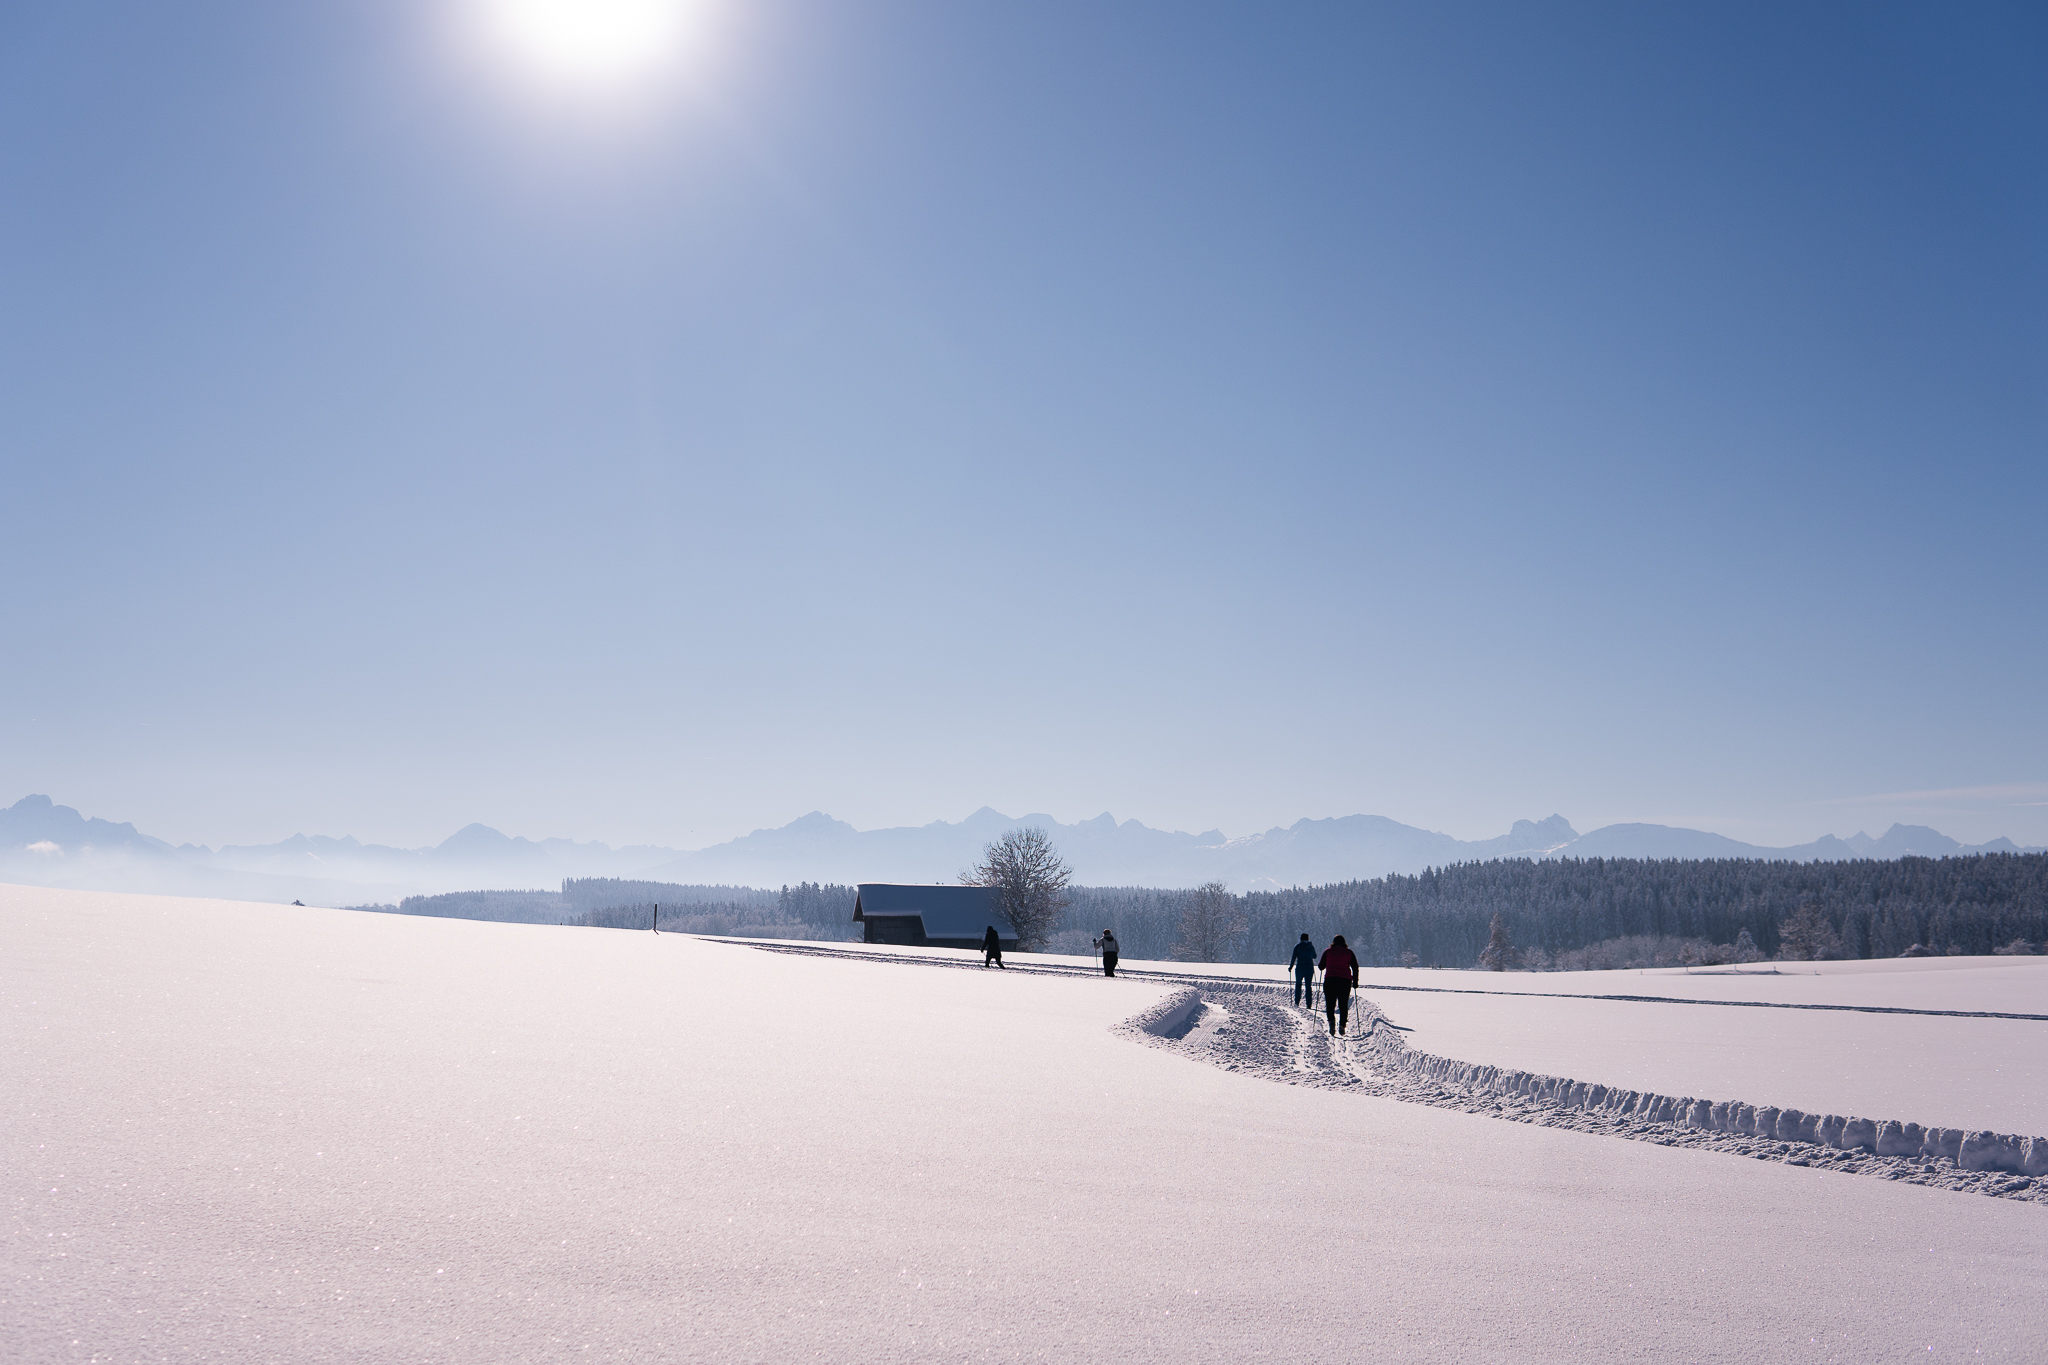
top-left (1289, 932), bottom-right (1317, 1007)
top-left (982, 925), bottom-right (1006, 968)
top-left (1319, 934), bottom-right (1360, 1036)
top-left (1093, 929), bottom-right (1120, 977)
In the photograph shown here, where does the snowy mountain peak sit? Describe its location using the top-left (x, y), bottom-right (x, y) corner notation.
top-left (1509, 815), bottom-right (1579, 844)
top-left (782, 811), bottom-right (853, 833)
top-left (436, 823), bottom-right (527, 853)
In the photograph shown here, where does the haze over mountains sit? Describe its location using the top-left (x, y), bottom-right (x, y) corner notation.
top-left (2, 794), bottom-right (2039, 907)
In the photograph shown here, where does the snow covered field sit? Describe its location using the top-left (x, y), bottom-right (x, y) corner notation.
top-left (1359, 957), bottom-right (2048, 1015)
top-left (6, 885), bottom-right (2045, 1362)
top-left (770, 947), bottom-right (2048, 1136)
top-left (1347, 960), bottom-right (2048, 1135)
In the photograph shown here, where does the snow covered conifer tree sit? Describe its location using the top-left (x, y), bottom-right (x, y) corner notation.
top-left (1477, 912), bottom-right (1518, 971)
top-left (964, 827), bottom-right (1072, 951)
top-left (1731, 927), bottom-right (1762, 963)
top-left (1776, 903), bottom-right (1844, 961)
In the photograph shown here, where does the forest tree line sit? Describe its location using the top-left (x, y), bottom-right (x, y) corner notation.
top-left (1070, 853), bottom-right (2048, 967)
top-left (560, 879), bottom-right (861, 939)
top-left (358, 854), bottom-right (2047, 968)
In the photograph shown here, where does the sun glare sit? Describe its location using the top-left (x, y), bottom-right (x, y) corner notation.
top-left (477, 0), bottom-right (704, 86)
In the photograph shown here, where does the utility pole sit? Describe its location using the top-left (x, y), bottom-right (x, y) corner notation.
top-left (652, 902), bottom-right (659, 935)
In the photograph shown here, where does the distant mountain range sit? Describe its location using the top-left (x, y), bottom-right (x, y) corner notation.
top-left (630, 808), bottom-right (2041, 890)
top-left (0, 794), bottom-right (672, 906)
top-left (2, 793), bottom-right (2039, 907)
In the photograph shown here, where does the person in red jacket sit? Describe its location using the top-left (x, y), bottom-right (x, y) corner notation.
top-left (1318, 934), bottom-right (1360, 1036)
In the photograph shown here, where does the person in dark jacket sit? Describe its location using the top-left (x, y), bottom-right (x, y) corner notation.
top-left (1289, 932), bottom-right (1317, 1007)
top-left (1319, 934), bottom-right (1360, 1036)
top-left (982, 925), bottom-right (1005, 968)
top-left (1092, 929), bottom-right (1119, 977)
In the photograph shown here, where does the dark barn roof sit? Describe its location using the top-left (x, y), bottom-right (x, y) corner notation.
top-left (852, 884), bottom-right (1016, 949)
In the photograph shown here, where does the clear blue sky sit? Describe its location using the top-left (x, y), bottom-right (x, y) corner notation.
top-left (4, 1), bottom-right (2044, 852)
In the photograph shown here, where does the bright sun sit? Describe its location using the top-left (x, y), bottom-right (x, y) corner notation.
top-left (477, 0), bottom-right (704, 86)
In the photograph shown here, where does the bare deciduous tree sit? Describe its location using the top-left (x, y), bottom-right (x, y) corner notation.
top-left (964, 827), bottom-right (1071, 951)
top-left (1171, 881), bottom-right (1245, 963)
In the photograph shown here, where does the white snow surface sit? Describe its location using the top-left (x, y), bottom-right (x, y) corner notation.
top-left (1341, 961), bottom-right (2048, 1136)
top-left (946, 950), bottom-right (2048, 1135)
top-left (6, 884), bottom-right (2045, 1363)
top-left (1359, 956), bottom-right (2048, 1014)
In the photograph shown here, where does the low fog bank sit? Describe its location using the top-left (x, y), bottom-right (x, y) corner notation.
top-left (6, 794), bottom-right (2041, 909)
top-left (349, 879), bottom-right (864, 942)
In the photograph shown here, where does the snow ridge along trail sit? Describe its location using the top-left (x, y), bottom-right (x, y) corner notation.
top-left (745, 942), bottom-right (2048, 1205)
top-left (1149, 987), bottom-right (2048, 1204)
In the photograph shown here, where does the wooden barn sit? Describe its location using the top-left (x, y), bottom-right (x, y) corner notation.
top-left (852, 884), bottom-right (1018, 951)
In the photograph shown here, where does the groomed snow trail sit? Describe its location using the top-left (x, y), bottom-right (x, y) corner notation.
top-left (744, 942), bottom-right (2048, 1205)
top-left (1284, 995), bottom-right (1323, 1077)
top-left (1130, 987), bottom-right (2048, 1205)
top-left (1344, 977), bottom-right (2048, 1021)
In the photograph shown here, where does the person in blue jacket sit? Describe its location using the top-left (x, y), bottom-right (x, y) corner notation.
top-left (1289, 933), bottom-right (1317, 1006)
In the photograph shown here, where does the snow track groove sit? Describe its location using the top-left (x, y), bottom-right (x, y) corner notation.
top-left (1343, 979), bottom-right (2048, 1022)
top-left (738, 940), bottom-right (2048, 1206)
